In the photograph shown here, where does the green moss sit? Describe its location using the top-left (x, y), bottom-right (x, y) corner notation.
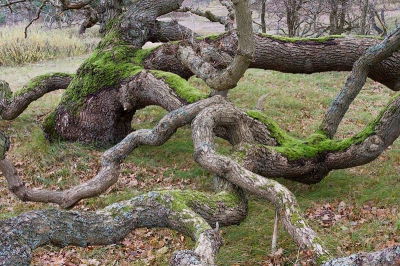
top-left (246, 110), bottom-right (296, 145)
top-left (354, 35), bottom-right (384, 40)
top-left (196, 33), bottom-right (225, 41)
top-left (0, 80), bottom-right (12, 100)
top-left (316, 254), bottom-right (331, 265)
top-left (13, 73), bottom-right (73, 98)
top-left (247, 109), bottom-right (384, 161)
top-left (259, 34), bottom-right (345, 43)
top-left (150, 70), bottom-right (208, 103)
top-left (132, 46), bottom-right (160, 65)
top-left (59, 29), bottom-right (151, 113)
top-left (290, 212), bottom-right (304, 228)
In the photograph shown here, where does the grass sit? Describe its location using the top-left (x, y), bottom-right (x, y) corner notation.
top-left (0, 24), bottom-right (100, 66)
top-left (1, 46), bottom-right (400, 265)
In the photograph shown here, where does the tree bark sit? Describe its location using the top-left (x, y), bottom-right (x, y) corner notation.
top-left (147, 33), bottom-right (400, 91)
top-left (0, 188), bottom-right (246, 266)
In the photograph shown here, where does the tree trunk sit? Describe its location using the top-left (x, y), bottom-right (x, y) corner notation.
top-left (261, 0), bottom-right (266, 33)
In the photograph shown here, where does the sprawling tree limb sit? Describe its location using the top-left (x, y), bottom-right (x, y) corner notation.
top-left (144, 33), bottom-right (400, 91)
top-left (0, 96), bottom-right (223, 208)
top-left (177, 0), bottom-right (235, 31)
top-left (78, 6), bottom-right (98, 35)
top-left (58, 0), bottom-right (92, 10)
top-left (177, 6), bottom-right (227, 24)
top-left (0, 187), bottom-right (246, 266)
top-left (322, 245), bottom-right (400, 265)
top-left (0, 73), bottom-right (73, 120)
top-left (191, 102), bottom-right (329, 258)
top-left (177, 0), bottom-right (254, 91)
top-left (119, 0), bottom-right (185, 47)
top-left (320, 27), bottom-right (400, 138)
top-left (148, 20), bottom-right (198, 43)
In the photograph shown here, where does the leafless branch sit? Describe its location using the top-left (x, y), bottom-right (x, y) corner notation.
top-left (0, 0), bottom-right (26, 8)
top-left (59, 0), bottom-right (92, 10)
top-left (24, 0), bottom-right (48, 38)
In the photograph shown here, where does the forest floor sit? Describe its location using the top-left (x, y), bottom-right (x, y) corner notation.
top-left (2, 51), bottom-right (400, 265)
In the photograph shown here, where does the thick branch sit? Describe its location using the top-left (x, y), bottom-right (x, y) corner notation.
top-left (146, 33), bottom-right (400, 91)
top-left (0, 188), bottom-right (246, 265)
top-left (176, 6), bottom-right (233, 31)
top-left (320, 27), bottom-right (400, 138)
top-left (191, 103), bottom-right (329, 257)
top-left (148, 20), bottom-right (198, 43)
top-left (177, 0), bottom-right (253, 91)
top-left (243, 90), bottom-right (400, 184)
top-left (1, 96), bottom-right (224, 208)
top-left (58, 0), bottom-right (92, 10)
top-left (78, 6), bottom-right (98, 35)
top-left (323, 245), bottom-right (400, 265)
top-left (120, 0), bottom-right (185, 47)
top-left (0, 73), bottom-right (73, 120)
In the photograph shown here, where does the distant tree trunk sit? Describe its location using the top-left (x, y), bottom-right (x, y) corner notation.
top-left (329, 0), bottom-right (347, 35)
top-left (261, 0), bottom-right (266, 33)
top-left (359, 0), bottom-right (369, 35)
top-left (285, 0), bottom-right (303, 37)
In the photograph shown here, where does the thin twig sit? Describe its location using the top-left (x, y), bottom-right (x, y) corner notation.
top-left (24, 0), bottom-right (48, 38)
top-left (0, 0), bottom-right (26, 8)
top-left (255, 93), bottom-right (271, 111)
top-left (271, 209), bottom-right (279, 254)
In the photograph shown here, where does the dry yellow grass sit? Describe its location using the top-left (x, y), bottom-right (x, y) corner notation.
top-left (0, 24), bottom-right (100, 66)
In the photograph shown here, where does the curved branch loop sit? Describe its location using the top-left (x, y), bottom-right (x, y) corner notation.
top-left (191, 103), bottom-right (329, 257)
top-left (1, 96), bottom-right (224, 208)
top-left (0, 73), bottom-right (73, 120)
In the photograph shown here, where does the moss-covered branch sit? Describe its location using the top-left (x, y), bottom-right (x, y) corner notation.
top-left (320, 27), bottom-right (400, 138)
top-left (191, 103), bottom-right (330, 260)
top-left (0, 73), bottom-right (73, 120)
top-left (0, 188), bottom-right (246, 266)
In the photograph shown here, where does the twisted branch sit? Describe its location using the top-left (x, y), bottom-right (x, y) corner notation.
top-left (178, 0), bottom-right (253, 91)
top-left (0, 73), bottom-right (73, 120)
top-left (0, 187), bottom-right (246, 265)
top-left (0, 96), bottom-right (223, 208)
top-left (320, 27), bottom-right (400, 138)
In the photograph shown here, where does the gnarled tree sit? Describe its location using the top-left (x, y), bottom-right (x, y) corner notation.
top-left (2, 0), bottom-right (400, 265)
